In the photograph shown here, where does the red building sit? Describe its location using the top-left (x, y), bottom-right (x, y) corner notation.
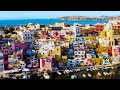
top-left (94, 24), bottom-right (106, 32)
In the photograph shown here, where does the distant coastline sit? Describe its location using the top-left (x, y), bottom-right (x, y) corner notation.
top-left (0, 19), bottom-right (108, 27)
top-left (57, 16), bottom-right (120, 20)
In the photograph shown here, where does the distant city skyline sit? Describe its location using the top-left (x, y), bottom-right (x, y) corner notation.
top-left (0, 11), bottom-right (120, 20)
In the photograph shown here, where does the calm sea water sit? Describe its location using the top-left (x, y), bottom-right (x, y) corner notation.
top-left (0, 19), bottom-right (108, 27)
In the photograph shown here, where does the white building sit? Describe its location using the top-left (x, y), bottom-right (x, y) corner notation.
top-left (76, 37), bottom-right (84, 42)
top-left (71, 25), bottom-right (82, 37)
top-left (74, 41), bottom-right (86, 62)
top-left (8, 41), bottom-right (15, 54)
top-left (17, 30), bottom-right (35, 43)
top-left (0, 29), bottom-right (5, 35)
top-left (37, 39), bottom-right (55, 52)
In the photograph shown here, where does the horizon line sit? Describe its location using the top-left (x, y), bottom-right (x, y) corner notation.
top-left (0, 15), bottom-right (119, 20)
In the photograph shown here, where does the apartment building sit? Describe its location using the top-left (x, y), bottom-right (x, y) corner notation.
top-left (17, 30), bottom-right (35, 43)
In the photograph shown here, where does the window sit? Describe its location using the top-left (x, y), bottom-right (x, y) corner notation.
top-left (70, 61), bottom-right (72, 63)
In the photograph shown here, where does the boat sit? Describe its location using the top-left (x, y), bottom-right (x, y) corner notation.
top-left (43, 73), bottom-right (50, 79)
top-left (88, 73), bottom-right (92, 77)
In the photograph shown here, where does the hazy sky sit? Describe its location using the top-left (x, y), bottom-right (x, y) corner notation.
top-left (0, 11), bottom-right (120, 20)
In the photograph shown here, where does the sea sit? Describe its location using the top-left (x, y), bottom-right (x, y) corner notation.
top-left (0, 19), bottom-right (108, 27)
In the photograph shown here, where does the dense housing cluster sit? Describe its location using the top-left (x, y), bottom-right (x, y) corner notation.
top-left (0, 20), bottom-right (120, 79)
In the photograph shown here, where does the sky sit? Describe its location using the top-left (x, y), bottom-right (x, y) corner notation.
top-left (0, 11), bottom-right (120, 20)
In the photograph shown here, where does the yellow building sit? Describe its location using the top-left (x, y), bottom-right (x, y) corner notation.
top-left (34, 31), bottom-right (38, 36)
top-left (40, 53), bottom-right (48, 59)
top-left (91, 58), bottom-right (103, 66)
top-left (100, 31), bottom-right (106, 38)
top-left (55, 22), bottom-right (66, 27)
top-left (38, 49), bottom-right (48, 59)
top-left (84, 36), bottom-right (96, 41)
top-left (54, 46), bottom-right (61, 61)
top-left (65, 35), bottom-right (76, 43)
top-left (62, 55), bottom-right (67, 61)
top-left (107, 29), bottom-right (114, 41)
top-left (46, 27), bottom-right (52, 32)
top-left (99, 26), bottom-right (114, 47)
top-left (49, 50), bottom-right (55, 58)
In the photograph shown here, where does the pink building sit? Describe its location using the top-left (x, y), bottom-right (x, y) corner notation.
top-left (14, 43), bottom-right (28, 52)
top-left (112, 46), bottom-right (119, 57)
top-left (40, 57), bottom-right (52, 71)
top-left (30, 55), bottom-right (39, 67)
top-left (17, 48), bottom-right (23, 60)
top-left (8, 42), bottom-right (15, 54)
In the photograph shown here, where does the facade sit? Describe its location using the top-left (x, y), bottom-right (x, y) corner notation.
top-left (94, 23), bottom-right (106, 32)
top-left (55, 22), bottom-right (67, 27)
top-left (72, 25), bottom-right (82, 37)
top-left (74, 41), bottom-right (86, 62)
top-left (0, 29), bottom-right (5, 35)
top-left (17, 30), bottom-right (35, 43)
top-left (112, 45), bottom-right (119, 57)
top-left (54, 46), bottom-right (61, 62)
top-left (8, 52), bottom-right (19, 69)
top-left (67, 59), bottom-right (79, 68)
top-left (0, 52), bottom-right (4, 72)
top-left (113, 24), bottom-right (120, 29)
top-left (40, 58), bottom-right (52, 71)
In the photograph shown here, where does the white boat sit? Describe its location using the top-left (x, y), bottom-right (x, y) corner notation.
top-left (23, 75), bottom-right (27, 79)
top-left (97, 72), bottom-right (101, 76)
top-left (64, 69), bottom-right (70, 74)
top-left (111, 67), bottom-right (114, 69)
top-left (71, 75), bottom-right (77, 79)
top-left (57, 71), bottom-right (62, 75)
top-left (82, 74), bottom-right (86, 78)
top-left (86, 68), bottom-right (89, 71)
top-left (103, 72), bottom-right (107, 76)
top-left (88, 73), bottom-right (92, 77)
top-left (71, 75), bottom-right (75, 79)
top-left (43, 73), bottom-right (50, 79)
